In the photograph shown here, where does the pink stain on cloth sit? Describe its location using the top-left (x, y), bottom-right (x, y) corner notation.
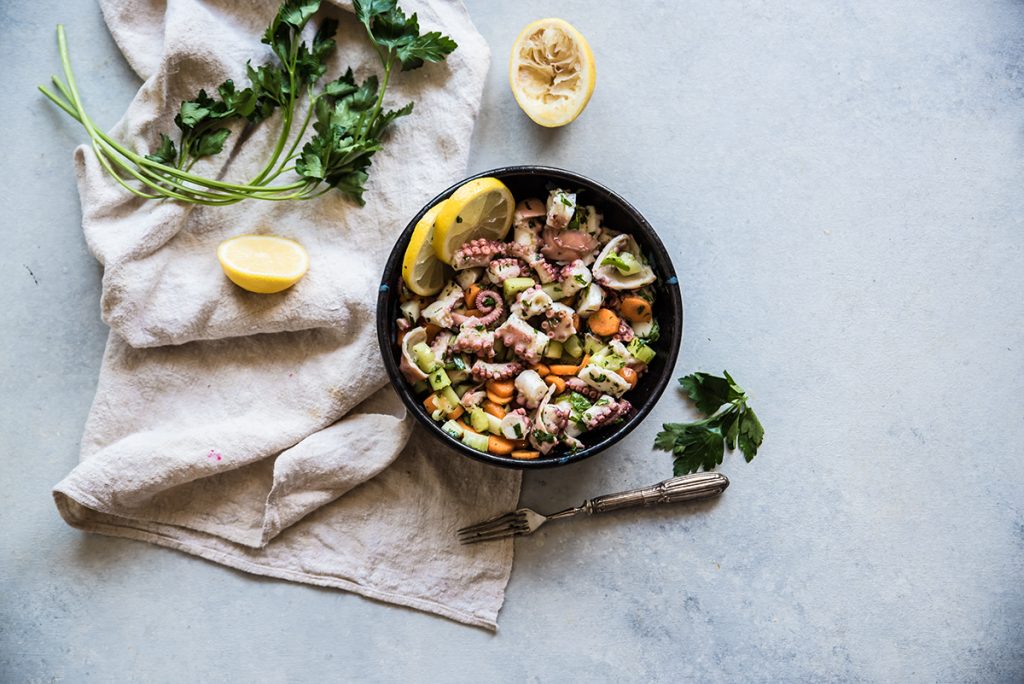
top-left (50, 0), bottom-right (520, 630)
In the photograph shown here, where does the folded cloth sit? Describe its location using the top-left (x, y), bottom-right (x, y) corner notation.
top-left (52, 0), bottom-right (521, 630)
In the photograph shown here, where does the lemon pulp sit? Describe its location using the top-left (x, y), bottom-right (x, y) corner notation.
top-left (509, 18), bottom-right (596, 127)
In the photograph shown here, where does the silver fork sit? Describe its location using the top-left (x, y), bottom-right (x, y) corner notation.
top-left (457, 471), bottom-right (729, 544)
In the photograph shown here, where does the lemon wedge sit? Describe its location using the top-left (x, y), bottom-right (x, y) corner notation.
top-left (509, 18), bottom-right (596, 127)
top-left (402, 200), bottom-right (450, 296)
top-left (434, 177), bottom-right (515, 264)
top-left (217, 234), bottom-right (309, 294)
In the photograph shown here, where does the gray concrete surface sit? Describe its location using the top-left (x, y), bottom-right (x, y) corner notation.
top-left (3, 0), bottom-right (1023, 681)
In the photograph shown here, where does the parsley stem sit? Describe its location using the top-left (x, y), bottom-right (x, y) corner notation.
top-left (248, 27), bottom-right (300, 186)
top-left (359, 51), bottom-right (393, 143)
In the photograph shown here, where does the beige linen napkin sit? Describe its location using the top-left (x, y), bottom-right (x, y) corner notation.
top-left (52, 0), bottom-right (521, 630)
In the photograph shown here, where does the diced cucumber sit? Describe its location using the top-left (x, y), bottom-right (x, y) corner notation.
top-left (544, 340), bottom-right (564, 359)
top-left (485, 412), bottom-right (503, 435)
top-left (563, 334), bottom-right (583, 359)
top-left (469, 407), bottom-right (489, 433)
top-left (593, 352), bottom-right (626, 371)
top-left (448, 369), bottom-right (469, 384)
top-left (462, 431), bottom-right (490, 453)
top-left (412, 380), bottom-right (430, 395)
top-left (627, 338), bottom-right (657, 364)
top-left (428, 367), bottom-right (452, 391)
top-left (541, 282), bottom-right (565, 300)
top-left (584, 333), bottom-right (607, 356)
top-left (413, 342), bottom-right (436, 373)
top-left (503, 277), bottom-right (536, 300)
top-left (440, 420), bottom-right (464, 440)
top-left (440, 386), bottom-right (461, 412)
top-left (452, 383), bottom-right (474, 398)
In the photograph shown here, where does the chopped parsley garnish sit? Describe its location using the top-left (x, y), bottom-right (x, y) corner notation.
top-left (654, 371), bottom-right (764, 475)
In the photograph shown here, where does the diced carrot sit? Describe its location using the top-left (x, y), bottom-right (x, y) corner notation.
top-left (482, 400), bottom-right (507, 419)
top-left (573, 313), bottom-right (581, 331)
top-left (620, 296), bottom-right (653, 323)
top-left (447, 405), bottom-right (464, 420)
top-left (486, 379), bottom-right (515, 398)
top-left (464, 308), bottom-right (483, 318)
top-left (486, 390), bottom-right (513, 405)
top-left (424, 323), bottom-right (442, 342)
top-left (588, 308), bottom-right (620, 337)
top-left (533, 363), bottom-right (551, 377)
top-left (456, 419), bottom-right (475, 433)
top-left (487, 435), bottom-right (515, 455)
top-left (617, 367), bottom-right (638, 388)
top-left (396, 330), bottom-right (406, 346)
top-left (510, 450), bottom-right (540, 460)
top-left (544, 375), bottom-right (566, 394)
top-left (548, 364), bottom-right (581, 376)
top-left (578, 354), bottom-right (591, 368)
top-left (465, 284), bottom-right (482, 309)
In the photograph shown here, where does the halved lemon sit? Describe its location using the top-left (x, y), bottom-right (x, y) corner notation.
top-left (509, 18), bottom-right (596, 127)
top-left (217, 234), bottom-right (309, 294)
top-left (402, 200), bottom-right (450, 296)
top-left (433, 177), bottom-right (515, 264)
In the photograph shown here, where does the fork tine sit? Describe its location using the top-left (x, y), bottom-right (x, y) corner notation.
top-left (458, 524), bottom-right (530, 544)
top-left (457, 511), bottom-right (521, 536)
top-left (458, 517), bottom-right (529, 540)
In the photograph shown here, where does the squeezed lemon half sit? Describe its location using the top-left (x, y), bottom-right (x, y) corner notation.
top-left (433, 177), bottom-right (515, 264)
top-left (509, 18), bottom-right (596, 127)
top-left (402, 200), bottom-right (450, 296)
top-left (217, 234), bottom-right (309, 294)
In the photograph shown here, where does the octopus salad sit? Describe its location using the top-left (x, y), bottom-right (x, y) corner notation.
top-left (397, 187), bottom-right (660, 460)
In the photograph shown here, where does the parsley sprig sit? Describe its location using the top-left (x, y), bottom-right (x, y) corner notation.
top-left (39, 0), bottom-right (456, 206)
top-left (654, 371), bottom-right (764, 475)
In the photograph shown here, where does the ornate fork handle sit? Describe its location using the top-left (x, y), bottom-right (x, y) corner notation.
top-left (581, 472), bottom-right (730, 514)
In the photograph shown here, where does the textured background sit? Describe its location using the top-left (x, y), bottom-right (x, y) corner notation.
top-left (2, 0), bottom-right (1023, 682)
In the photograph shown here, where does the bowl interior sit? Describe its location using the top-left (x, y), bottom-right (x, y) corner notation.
top-left (377, 166), bottom-right (682, 469)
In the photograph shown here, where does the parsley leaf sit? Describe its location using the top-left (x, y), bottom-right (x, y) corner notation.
top-left (145, 133), bottom-right (177, 165)
top-left (654, 371), bottom-right (763, 475)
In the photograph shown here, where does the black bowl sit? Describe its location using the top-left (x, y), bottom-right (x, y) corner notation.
top-left (377, 166), bottom-right (683, 469)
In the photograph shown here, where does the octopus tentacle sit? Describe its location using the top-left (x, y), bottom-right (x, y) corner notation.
top-left (612, 319), bottom-right (635, 343)
top-left (494, 315), bottom-right (550, 365)
top-left (451, 289), bottom-right (505, 328)
top-left (565, 377), bottom-right (602, 400)
top-left (486, 258), bottom-right (527, 285)
top-left (541, 302), bottom-right (577, 342)
top-left (451, 326), bottom-right (496, 358)
top-left (470, 360), bottom-right (522, 381)
top-left (582, 397), bottom-right (633, 430)
top-left (452, 239), bottom-right (507, 270)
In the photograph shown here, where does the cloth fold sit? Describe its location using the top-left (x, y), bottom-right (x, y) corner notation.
top-left (53, 0), bottom-right (521, 630)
